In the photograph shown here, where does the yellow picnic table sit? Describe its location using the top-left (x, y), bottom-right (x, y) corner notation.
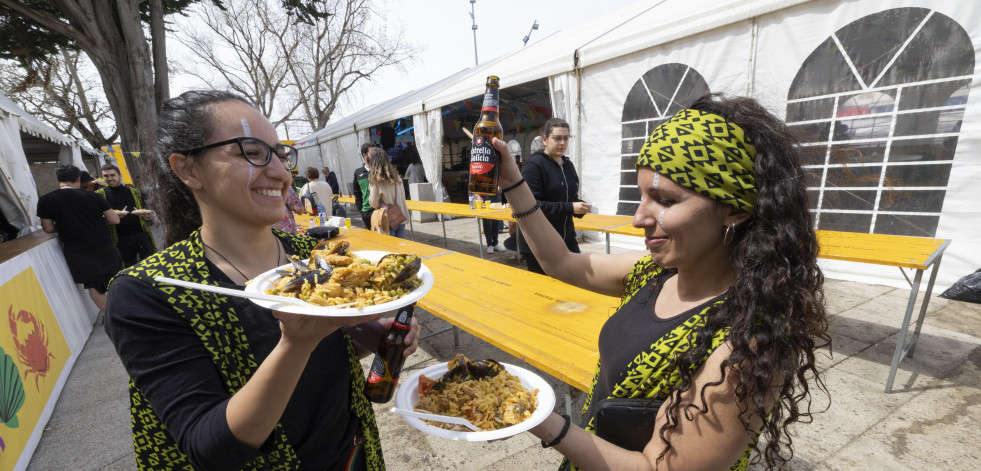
top-left (815, 230), bottom-right (950, 392)
top-left (307, 201), bottom-right (952, 392)
top-left (332, 228), bottom-right (618, 410)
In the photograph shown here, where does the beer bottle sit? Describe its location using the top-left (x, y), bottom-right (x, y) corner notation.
top-left (468, 75), bottom-right (503, 196)
top-left (364, 303), bottom-right (415, 403)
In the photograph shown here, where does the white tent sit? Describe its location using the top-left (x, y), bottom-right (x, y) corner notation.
top-left (0, 91), bottom-right (96, 236)
top-left (298, 0), bottom-right (981, 290)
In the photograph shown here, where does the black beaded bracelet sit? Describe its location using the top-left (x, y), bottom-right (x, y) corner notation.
top-left (541, 414), bottom-right (571, 448)
top-left (501, 178), bottom-right (525, 193)
top-left (511, 201), bottom-right (541, 219)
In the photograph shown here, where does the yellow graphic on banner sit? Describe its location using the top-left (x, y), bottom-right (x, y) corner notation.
top-left (100, 144), bottom-right (134, 185)
top-left (0, 267), bottom-right (70, 469)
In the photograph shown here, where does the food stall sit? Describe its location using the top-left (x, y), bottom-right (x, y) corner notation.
top-left (1, 91), bottom-right (99, 470)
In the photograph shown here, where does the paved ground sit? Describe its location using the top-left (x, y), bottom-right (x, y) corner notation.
top-left (26, 213), bottom-right (981, 470)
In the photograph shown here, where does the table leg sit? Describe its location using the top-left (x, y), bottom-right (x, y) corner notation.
top-left (885, 267), bottom-right (924, 393)
top-left (408, 212), bottom-right (416, 241)
top-left (907, 254), bottom-right (943, 359)
top-left (477, 218), bottom-right (485, 260)
top-left (565, 385), bottom-right (574, 417)
top-left (440, 215), bottom-right (448, 248)
top-left (605, 234), bottom-right (611, 254)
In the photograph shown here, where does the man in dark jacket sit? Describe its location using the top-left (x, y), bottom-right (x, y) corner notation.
top-left (322, 165), bottom-right (340, 195)
top-left (353, 142), bottom-right (379, 228)
top-left (517, 118), bottom-right (591, 274)
top-left (97, 164), bottom-right (157, 267)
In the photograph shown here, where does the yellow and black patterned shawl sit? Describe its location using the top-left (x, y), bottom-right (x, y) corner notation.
top-left (564, 254), bottom-right (752, 471)
top-left (116, 229), bottom-right (383, 470)
top-left (95, 185), bottom-right (156, 248)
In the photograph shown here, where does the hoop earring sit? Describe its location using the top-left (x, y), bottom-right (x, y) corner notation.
top-left (724, 222), bottom-right (736, 245)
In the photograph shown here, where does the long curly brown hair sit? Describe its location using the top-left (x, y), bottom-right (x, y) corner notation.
top-left (652, 94), bottom-right (831, 468)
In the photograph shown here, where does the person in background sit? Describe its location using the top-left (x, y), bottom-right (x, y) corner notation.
top-left (79, 170), bottom-right (99, 191)
top-left (493, 94), bottom-right (830, 470)
top-left (37, 162), bottom-right (122, 310)
top-left (300, 166), bottom-right (334, 217)
top-left (367, 147), bottom-right (409, 239)
top-left (105, 90), bottom-right (419, 469)
top-left (517, 118), bottom-right (591, 274)
top-left (404, 146), bottom-right (426, 184)
top-left (353, 142), bottom-right (379, 228)
top-left (273, 185), bottom-right (303, 233)
top-left (97, 164), bottom-right (157, 267)
top-left (322, 165), bottom-right (340, 195)
top-left (481, 191), bottom-right (506, 254)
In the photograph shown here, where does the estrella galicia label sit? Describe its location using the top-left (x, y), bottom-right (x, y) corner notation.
top-left (470, 138), bottom-right (498, 175)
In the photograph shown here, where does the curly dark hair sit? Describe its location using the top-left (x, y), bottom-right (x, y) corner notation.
top-left (649, 94), bottom-right (830, 468)
top-left (142, 90), bottom-right (253, 246)
top-left (55, 162), bottom-right (81, 183)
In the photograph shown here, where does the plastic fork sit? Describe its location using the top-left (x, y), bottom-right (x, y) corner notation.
top-left (391, 407), bottom-right (482, 431)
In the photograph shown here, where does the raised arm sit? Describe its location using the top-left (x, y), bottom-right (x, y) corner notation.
top-left (492, 138), bottom-right (643, 297)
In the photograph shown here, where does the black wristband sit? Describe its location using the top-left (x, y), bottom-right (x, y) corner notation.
top-left (511, 201), bottom-right (541, 219)
top-left (541, 414), bottom-right (571, 448)
top-left (501, 178), bottom-right (525, 193)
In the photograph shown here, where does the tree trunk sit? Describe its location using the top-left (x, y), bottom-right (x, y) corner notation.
top-left (0, 0), bottom-right (158, 189)
top-left (150, 0), bottom-right (169, 111)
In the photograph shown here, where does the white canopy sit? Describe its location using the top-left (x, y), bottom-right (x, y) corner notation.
top-left (298, 0), bottom-right (981, 290)
top-left (0, 91), bottom-right (92, 235)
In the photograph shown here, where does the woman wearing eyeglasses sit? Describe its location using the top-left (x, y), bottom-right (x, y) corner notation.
top-left (104, 90), bottom-right (415, 470)
top-left (516, 118), bottom-right (592, 274)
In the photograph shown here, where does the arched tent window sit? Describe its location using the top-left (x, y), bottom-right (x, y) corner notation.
top-left (786, 8), bottom-right (973, 237)
top-left (618, 64), bottom-right (710, 215)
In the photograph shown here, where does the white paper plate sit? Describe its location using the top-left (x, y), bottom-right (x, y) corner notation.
top-left (244, 250), bottom-right (433, 316)
top-left (395, 362), bottom-right (555, 441)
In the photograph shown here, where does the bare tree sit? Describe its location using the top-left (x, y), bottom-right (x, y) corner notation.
top-left (175, 0), bottom-right (415, 135)
top-left (284, 0), bottom-right (415, 131)
top-left (0, 50), bottom-right (118, 149)
top-left (175, 0), bottom-right (299, 126)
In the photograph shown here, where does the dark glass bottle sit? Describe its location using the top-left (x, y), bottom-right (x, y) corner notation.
top-left (364, 303), bottom-right (415, 403)
top-left (468, 75), bottom-right (503, 196)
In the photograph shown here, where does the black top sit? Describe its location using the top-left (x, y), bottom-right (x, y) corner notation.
top-left (325, 171), bottom-right (340, 195)
top-left (517, 151), bottom-right (584, 253)
top-left (104, 256), bottom-right (358, 470)
top-left (583, 272), bottom-right (724, 425)
top-left (353, 166), bottom-right (372, 214)
top-left (102, 185), bottom-right (144, 235)
top-left (36, 187), bottom-right (114, 251)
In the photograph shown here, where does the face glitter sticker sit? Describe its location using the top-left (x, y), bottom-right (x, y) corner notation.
top-left (240, 118), bottom-right (252, 137)
top-left (657, 208), bottom-right (666, 230)
top-left (653, 172), bottom-right (659, 189)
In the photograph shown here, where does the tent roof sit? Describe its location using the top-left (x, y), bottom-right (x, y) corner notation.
top-left (575, 0), bottom-right (811, 69)
top-left (0, 91), bottom-right (76, 147)
top-left (297, 0), bottom-right (659, 147)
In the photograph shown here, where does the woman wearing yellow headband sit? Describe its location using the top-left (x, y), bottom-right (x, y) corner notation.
top-left (494, 94), bottom-right (829, 470)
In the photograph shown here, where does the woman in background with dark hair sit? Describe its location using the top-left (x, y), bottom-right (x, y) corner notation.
top-left (494, 94), bottom-right (829, 470)
top-left (517, 118), bottom-right (592, 274)
top-left (105, 90), bottom-right (417, 470)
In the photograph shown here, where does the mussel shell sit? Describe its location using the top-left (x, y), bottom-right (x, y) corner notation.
top-left (467, 359), bottom-right (504, 379)
top-left (281, 269), bottom-right (331, 294)
top-left (327, 240), bottom-right (350, 255)
top-left (392, 256), bottom-right (421, 284)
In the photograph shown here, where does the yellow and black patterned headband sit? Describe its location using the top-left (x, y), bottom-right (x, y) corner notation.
top-left (636, 109), bottom-right (758, 214)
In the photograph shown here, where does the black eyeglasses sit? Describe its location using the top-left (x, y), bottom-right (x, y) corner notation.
top-left (179, 137), bottom-right (298, 170)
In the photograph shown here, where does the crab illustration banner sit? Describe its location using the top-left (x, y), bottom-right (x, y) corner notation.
top-left (0, 267), bottom-right (69, 469)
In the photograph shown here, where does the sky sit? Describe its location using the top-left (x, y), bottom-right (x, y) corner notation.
top-left (170, 0), bottom-right (645, 137)
top-left (341, 0), bottom-right (641, 118)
